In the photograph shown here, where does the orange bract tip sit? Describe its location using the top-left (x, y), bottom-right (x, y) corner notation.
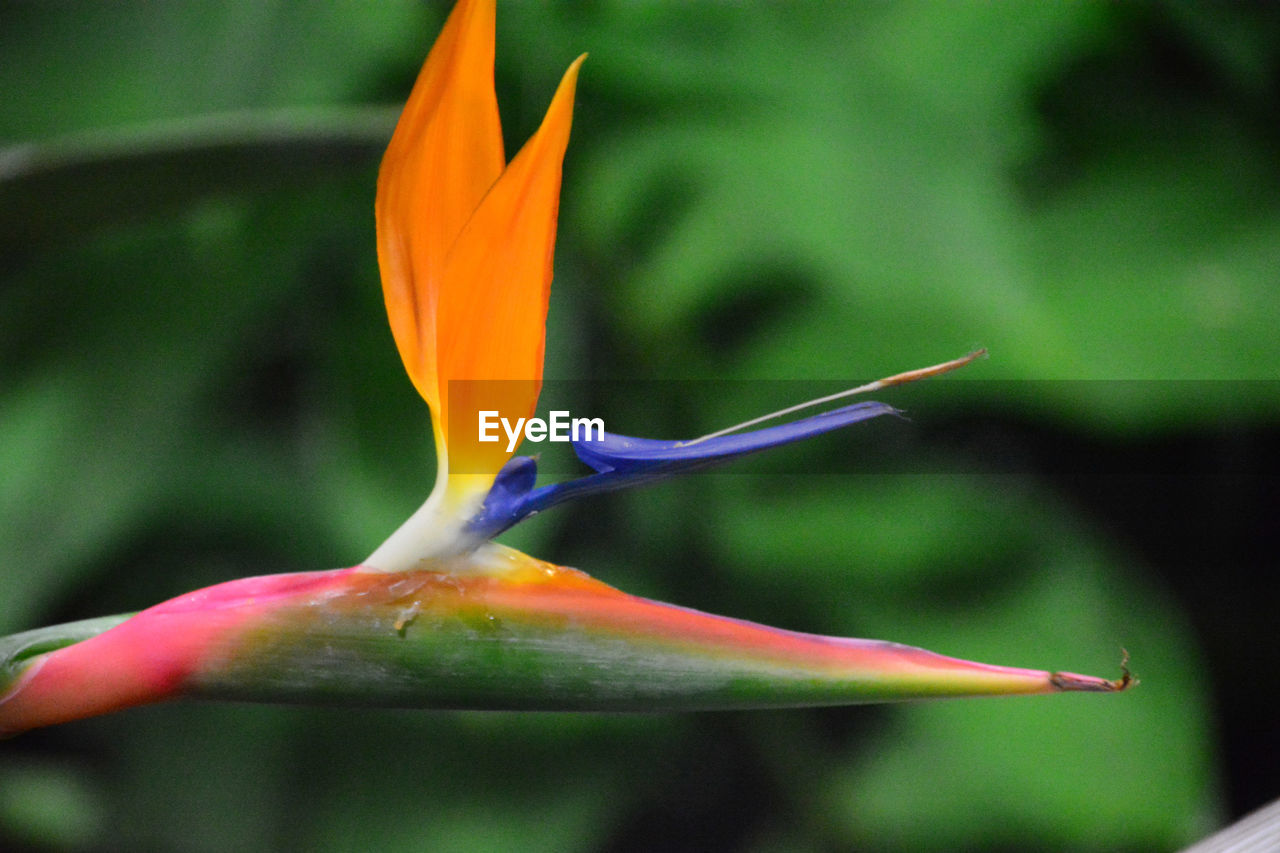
top-left (439, 55), bottom-right (584, 476)
top-left (376, 0), bottom-right (582, 485)
top-left (375, 0), bottom-right (504, 409)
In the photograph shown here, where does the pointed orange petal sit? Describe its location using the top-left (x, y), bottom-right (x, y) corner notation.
top-left (438, 55), bottom-right (585, 478)
top-left (375, 0), bottom-right (504, 408)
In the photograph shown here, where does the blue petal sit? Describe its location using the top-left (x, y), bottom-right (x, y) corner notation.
top-left (468, 400), bottom-right (898, 540)
top-left (573, 400), bottom-right (897, 472)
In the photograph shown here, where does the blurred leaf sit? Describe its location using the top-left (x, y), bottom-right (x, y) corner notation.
top-left (818, 545), bottom-right (1216, 850)
top-left (0, 760), bottom-right (105, 850)
top-left (571, 1), bottom-right (1280, 423)
top-left (0, 1), bottom-right (428, 141)
top-left (0, 108), bottom-right (396, 260)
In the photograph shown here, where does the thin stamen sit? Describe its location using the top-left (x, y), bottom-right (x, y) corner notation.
top-left (681, 348), bottom-right (987, 446)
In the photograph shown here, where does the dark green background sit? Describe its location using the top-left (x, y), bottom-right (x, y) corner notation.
top-left (2, 2), bottom-right (1277, 850)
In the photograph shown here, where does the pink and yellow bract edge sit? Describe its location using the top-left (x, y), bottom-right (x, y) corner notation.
top-left (0, 556), bottom-right (1126, 734)
top-left (0, 0), bottom-right (1129, 737)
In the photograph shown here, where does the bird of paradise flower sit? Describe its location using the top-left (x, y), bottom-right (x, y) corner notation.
top-left (0, 0), bottom-right (1128, 736)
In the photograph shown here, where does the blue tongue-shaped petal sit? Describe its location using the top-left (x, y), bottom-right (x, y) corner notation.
top-left (572, 400), bottom-right (897, 472)
top-left (467, 400), bottom-right (898, 540)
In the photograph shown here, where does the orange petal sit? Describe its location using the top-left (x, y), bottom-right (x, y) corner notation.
top-left (438, 55), bottom-right (585, 479)
top-left (375, 0), bottom-right (504, 409)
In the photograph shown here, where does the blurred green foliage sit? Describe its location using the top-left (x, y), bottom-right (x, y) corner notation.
top-left (2, 1), bottom-right (1277, 850)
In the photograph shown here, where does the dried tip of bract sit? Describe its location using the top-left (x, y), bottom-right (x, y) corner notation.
top-left (1050, 649), bottom-right (1136, 693)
